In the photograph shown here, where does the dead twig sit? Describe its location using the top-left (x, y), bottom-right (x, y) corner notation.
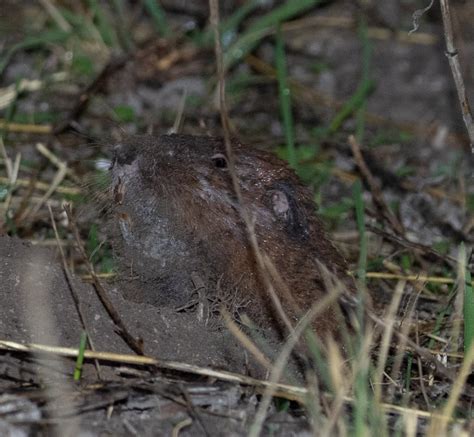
top-left (439, 0), bottom-right (474, 148)
top-left (0, 137), bottom-right (21, 214)
top-left (349, 135), bottom-right (405, 236)
top-left (64, 204), bottom-right (144, 355)
top-left (220, 307), bottom-right (273, 372)
top-left (415, 314), bottom-right (432, 410)
top-left (0, 339), bottom-right (469, 422)
top-left (20, 143), bottom-right (69, 222)
top-left (364, 270), bottom-right (474, 288)
top-left (367, 224), bottom-right (457, 267)
top-left (178, 384), bottom-right (211, 437)
top-left (369, 312), bottom-right (458, 383)
top-left (284, 14), bottom-right (437, 45)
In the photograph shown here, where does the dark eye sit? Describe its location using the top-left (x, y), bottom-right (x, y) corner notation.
top-left (211, 153), bottom-right (228, 169)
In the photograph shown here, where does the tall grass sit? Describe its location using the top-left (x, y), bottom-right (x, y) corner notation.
top-left (224, 0), bottom-right (321, 69)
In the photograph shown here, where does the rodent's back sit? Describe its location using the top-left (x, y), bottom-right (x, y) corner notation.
top-left (110, 134), bottom-right (355, 338)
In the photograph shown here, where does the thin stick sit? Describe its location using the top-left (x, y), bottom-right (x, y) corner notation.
top-left (0, 339), bottom-right (466, 425)
top-left (178, 384), bottom-right (211, 437)
top-left (428, 341), bottom-right (474, 435)
top-left (64, 204), bottom-right (144, 355)
top-left (369, 312), bottom-right (457, 382)
top-left (439, 0), bottom-right (474, 147)
top-left (48, 205), bottom-right (102, 379)
top-left (415, 316), bottom-right (431, 410)
top-left (349, 135), bottom-right (405, 235)
top-left (23, 144), bottom-right (69, 219)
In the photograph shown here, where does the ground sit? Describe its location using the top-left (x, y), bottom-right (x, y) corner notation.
top-left (0, 0), bottom-right (473, 435)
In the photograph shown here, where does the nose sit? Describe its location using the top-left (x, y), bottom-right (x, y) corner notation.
top-left (113, 143), bottom-right (138, 166)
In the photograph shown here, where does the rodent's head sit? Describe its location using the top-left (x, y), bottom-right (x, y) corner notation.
top-left (111, 134), bottom-right (236, 208)
top-left (110, 134), bottom-right (315, 243)
top-left (108, 134), bottom-right (354, 331)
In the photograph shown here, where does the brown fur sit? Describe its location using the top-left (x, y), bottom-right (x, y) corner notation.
top-left (109, 134), bottom-right (356, 340)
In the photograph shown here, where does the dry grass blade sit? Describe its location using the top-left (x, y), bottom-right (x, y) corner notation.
top-left (0, 176), bottom-right (80, 194)
top-left (320, 338), bottom-right (353, 436)
top-left (20, 144), bottom-right (70, 220)
top-left (172, 418), bottom-right (193, 437)
top-left (169, 88), bottom-right (187, 134)
top-left (249, 281), bottom-right (345, 437)
top-left (0, 120), bottom-right (52, 134)
top-left (284, 14), bottom-right (437, 44)
top-left (428, 343), bottom-right (474, 435)
top-left (0, 339), bottom-right (467, 427)
top-left (0, 339), bottom-right (307, 399)
top-left (373, 280), bottom-right (406, 405)
top-left (365, 271), bottom-right (474, 287)
top-left (208, 0), bottom-right (294, 335)
top-left (221, 307), bottom-right (273, 372)
top-left (0, 137), bottom-right (13, 178)
top-left (0, 73), bottom-right (67, 110)
top-left (0, 137), bottom-right (21, 212)
top-left (369, 312), bottom-right (457, 382)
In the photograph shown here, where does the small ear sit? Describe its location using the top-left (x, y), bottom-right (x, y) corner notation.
top-left (269, 183), bottom-right (309, 240)
top-left (270, 190), bottom-right (290, 219)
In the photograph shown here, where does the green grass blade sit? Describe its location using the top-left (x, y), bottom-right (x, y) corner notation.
top-left (275, 25), bottom-right (296, 168)
top-left (73, 331), bottom-right (88, 381)
top-left (220, 0), bottom-right (260, 44)
top-left (111, 0), bottom-right (134, 50)
top-left (352, 180), bottom-right (370, 437)
top-left (87, 0), bottom-right (118, 47)
top-left (143, 0), bottom-right (169, 37)
top-left (224, 0), bottom-right (322, 69)
top-left (200, 0), bottom-right (261, 47)
top-left (353, 365), bottom-right (369, 436)
top-left (353, 179), bottom-right (367, 286)
top-left (0, 30), bottom-right (70, 76)
top-left (404, 352), bottom-right (413, 392)
top-left (460, 243), bottom-right (474, 352)
top-left (327, 79), bottom-right (374, 135)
